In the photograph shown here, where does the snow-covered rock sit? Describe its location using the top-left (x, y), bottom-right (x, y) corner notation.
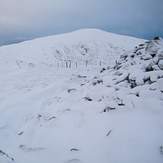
top-left (158, 60), bottom-right (163, 70)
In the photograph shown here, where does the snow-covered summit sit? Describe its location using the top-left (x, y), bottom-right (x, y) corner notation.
top-left (1, 28), bottom-right (144, 48)
top-left (0, 29), bottom-right (145, 75)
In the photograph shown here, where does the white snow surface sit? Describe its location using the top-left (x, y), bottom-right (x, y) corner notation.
top-left (0, 29), bottom-right (163, 163)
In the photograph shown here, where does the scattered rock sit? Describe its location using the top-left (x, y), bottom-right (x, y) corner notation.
top-left (106, 129), bottom-right (112, 136)
top-left (77, 75), bottom-right (87, 78)
top-left (103, 106), bottom-right (116, 112)
top-left (92, 79), bottom-right (103, 86)
top-left (114, 87), bottom-right (120, 91)
top-left (120, 54), bottom-right (128, 60)
top-left (47, 116), bottom-right (56, 121)
top-left (70, 148), bottom-right (79, 152)
top-left (83, 97), bottom-right (93, 101)
top-left (100, 68), bottom-right (106, 73)
top-left (18, 131), bottom-right (24, 136)
top-left (118, 103), bottom-right (125, 106)
top-left (139, 43), bottom-right (145, 47)
top-left (67, 88), bottom-right (76, 93)
top-left (37, 114), bottom-right (56, 121)
top-left (37, 114), bottom-right (42, 120)
top-left (113, 60), bottom-right (122, 70)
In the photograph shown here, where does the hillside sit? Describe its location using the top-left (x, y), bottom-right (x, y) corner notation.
top-left (0, 29), bottom-right (163, 163)
top-left (0, 29), bottom-right (144, 74)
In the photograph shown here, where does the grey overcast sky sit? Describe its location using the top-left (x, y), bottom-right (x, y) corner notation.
top-left (0, 0), bottom-right (163, 44)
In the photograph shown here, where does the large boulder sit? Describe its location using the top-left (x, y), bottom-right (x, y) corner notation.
top-left (158, 60), bottom-right (163, 70)
top-left (158, 50), bottom-right (163, 60)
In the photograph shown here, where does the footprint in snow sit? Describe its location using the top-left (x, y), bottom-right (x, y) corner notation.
top-left (65, 158), bottom-right (81, 163)
top-left (19, 145), bottom-right (45, 152)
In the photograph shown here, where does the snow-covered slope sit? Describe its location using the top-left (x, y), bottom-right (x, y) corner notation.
top-left (0, 29), bottom-right (163, 163)
top-left (0, 29), bottom-right (144, 75)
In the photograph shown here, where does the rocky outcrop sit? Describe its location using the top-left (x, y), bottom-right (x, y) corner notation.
top-left (110, 37), bottom-right (163, 89)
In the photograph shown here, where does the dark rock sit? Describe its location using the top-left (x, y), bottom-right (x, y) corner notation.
top-left (113, 60), bottom-right (122, 70)
top-left (153, 36), bottom-right (160, 40)
top-left (145, 64), bottom-right (154, 72)
top-left (77, 75), bottom-right (87, 78)
top-left (47, 116), bottom-right (56, 121)
top-left (67, 88), bottom-right (76, 93)
top-left (120, 54), bottom-right (128, 60)
top-left (100, 68), bottom-right (106, 73)
top-left (118, 102), bottom-right (125, 106)
top-left (92, 80), bottom-right (103, 86)
top-left (151, 53), bottom-right (156, 58)
top-left (84, 97), bottom-right (93, 101)
top-left (103, 106), bottom-right (116, 112)
top-left (18, 131), bottom-right (24, 135)
top-left (37, 114), bottom-right (42, 119)
top-left (139, 43), bottom-right (145, 47)
top-left (70, 148), bottom-right (79, 152)
top-left (130, 80), bottom-right (137, 89)
top-left (136, 93), bottom-right (140, 97)
top-left (106, 130), bottom-right (112, 136)
top-left (130, 54), bottom-right (135, 58)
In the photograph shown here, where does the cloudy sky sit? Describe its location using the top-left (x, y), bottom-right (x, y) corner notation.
top-left (0, 0), bottom-right (163, 44)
